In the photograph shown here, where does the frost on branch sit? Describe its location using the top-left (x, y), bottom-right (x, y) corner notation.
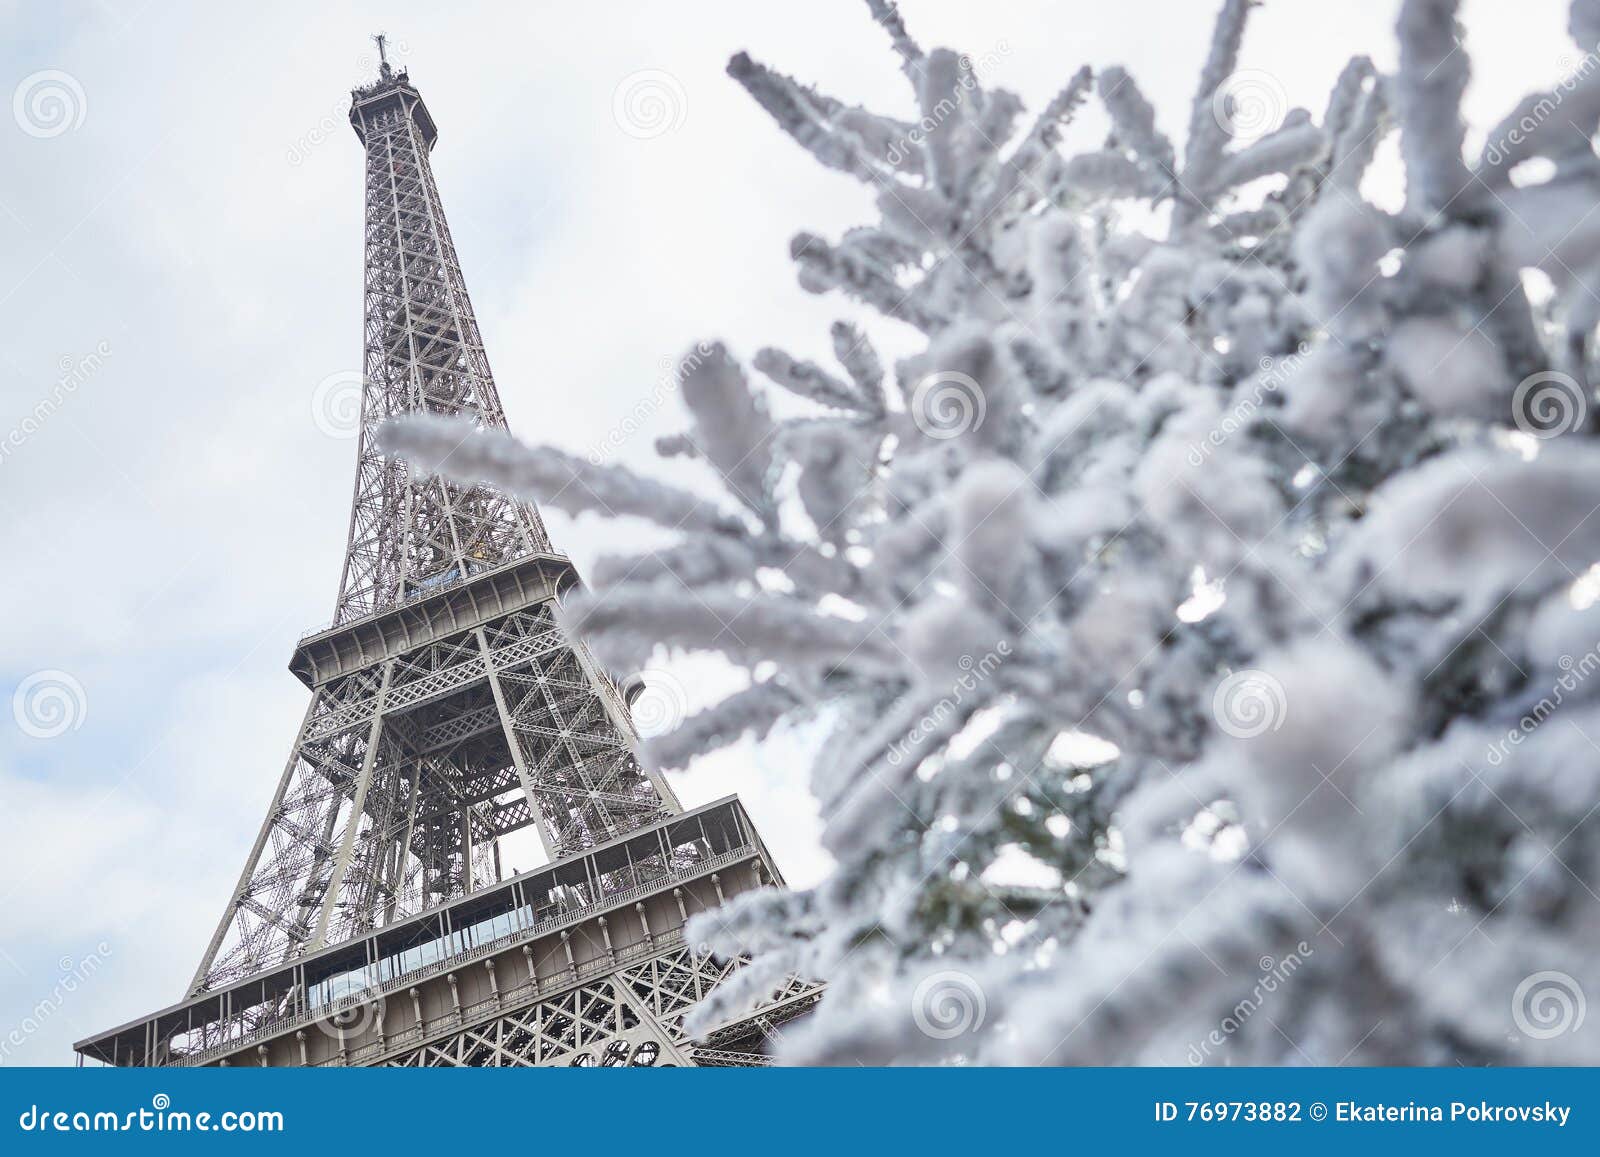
top-left (388, 0), bottom-right (1600, 1064)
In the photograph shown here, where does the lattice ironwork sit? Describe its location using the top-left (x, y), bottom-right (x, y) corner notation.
top-left (336, 63), bottom-right (549, 622)
top-left (383, 946), bottom-right (814, 1068)
top-left (183, 57), bottom-right (685, 998)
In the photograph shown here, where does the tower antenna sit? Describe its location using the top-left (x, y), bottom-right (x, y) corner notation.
top-left (372, 31), bottom-right (392, 80)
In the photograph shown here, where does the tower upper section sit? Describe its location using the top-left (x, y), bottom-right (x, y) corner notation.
top-left (332, 59), bottom-right (551, 624)
top-left (349, 66), bottom-right (438, 150)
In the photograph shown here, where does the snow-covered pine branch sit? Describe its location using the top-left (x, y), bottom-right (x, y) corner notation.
top-left (391, 0), bottom-right (1600, 1065)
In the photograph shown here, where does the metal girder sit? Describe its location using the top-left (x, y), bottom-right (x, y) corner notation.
top-left (182, 64), bottom-right (685, 999)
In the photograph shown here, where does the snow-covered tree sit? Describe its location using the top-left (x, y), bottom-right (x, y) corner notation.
top-left (384, 0), bottom-right (1600, 1064)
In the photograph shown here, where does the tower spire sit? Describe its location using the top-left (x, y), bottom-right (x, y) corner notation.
top-left (372, 31), bottom-right (392, 81)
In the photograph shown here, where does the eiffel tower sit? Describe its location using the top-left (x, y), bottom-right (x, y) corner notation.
top-left (74, 43), bottom-right (815, 1069)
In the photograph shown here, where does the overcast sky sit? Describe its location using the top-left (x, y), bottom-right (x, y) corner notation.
top-left (0, 0), bottom-right (1577, 1065)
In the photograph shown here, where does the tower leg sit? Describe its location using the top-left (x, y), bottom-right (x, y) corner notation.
top-left (309, 662), bottom-right (395, 949)
top-left (478, 626), bottom-right (558, 862)
top-left (187, 696), bottom-right (322, 996)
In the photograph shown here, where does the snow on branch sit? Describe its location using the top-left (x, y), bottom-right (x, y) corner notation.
top-left (438, 0), bottom-right (1600, 1066)
top-left (378, 413), bottom-right (739, 532)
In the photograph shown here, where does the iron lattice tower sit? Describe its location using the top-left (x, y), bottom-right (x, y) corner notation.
top-left (75, 49), bottom-right (815, 1069)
